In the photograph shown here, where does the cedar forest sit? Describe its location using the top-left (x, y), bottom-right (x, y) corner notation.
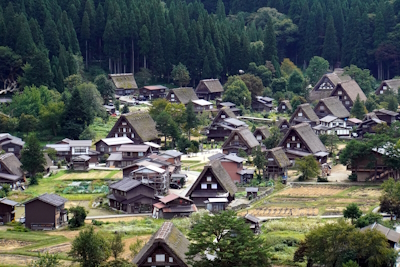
top-left (1, 0), bottom-right (400, 139)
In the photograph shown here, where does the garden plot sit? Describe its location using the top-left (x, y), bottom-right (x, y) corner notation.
top-left (0, 239), bottom-right (32, 251)
top-left (277, 186), bottom-right (346, 197)
top-left (29, 243), bottom-right (71, 254)
top-left (55, 170), bottom-right (121, 180)
top-left (346, 188), bottom-right (381, 198)
top-left (240, 207), bottom-right (319, 217)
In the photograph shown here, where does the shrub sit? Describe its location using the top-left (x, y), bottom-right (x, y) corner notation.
top-left (317, 176), bottom-right (328, 182)
top-left (348, 173), bottom-right (357, 181)
top-left (68, 206), bottom-right (88, 228)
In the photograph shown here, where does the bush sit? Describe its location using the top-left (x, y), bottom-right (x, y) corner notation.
top-left (57, 162), bottom-right (61, 169)
top-left (7, 225), bottom-right (30, 232)
top-left (30, 175), bottom-right (39, 185)
top-left (68, 206), bottom-right (88, 229)
top-left (92, 220), bottom-right (103, 226)
top-left (273, 243), bottom-right (287, 252)
top-left (348, 173), bottom-right (357, 181)
top-left (317, 176), bottom-right (328, 182)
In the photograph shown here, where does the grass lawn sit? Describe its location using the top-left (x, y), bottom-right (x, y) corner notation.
top-left (54, 170), bottom-right (121, 181)
top-left (89, 116), bottom-right (118, 144)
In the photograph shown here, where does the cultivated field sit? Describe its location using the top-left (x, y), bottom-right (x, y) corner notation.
top-left (55, 170), bottom-right (122, 180)
top-left (276, 186), bottom-right (346, 197)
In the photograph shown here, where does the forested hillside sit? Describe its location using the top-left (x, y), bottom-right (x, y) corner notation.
top-left (1, 0), bottom-right (400, 93)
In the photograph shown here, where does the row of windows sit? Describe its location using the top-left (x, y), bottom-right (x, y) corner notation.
top-left (287, 143), bottom-right (301, 149)
top-left (201, 183), bottom-right (218, 189)
top-left (114, 133), bottom-right (135, 138)
top-left (148, 255), bottom-right (173, 263)
top-left (118, 127), bottom-right (133, 133)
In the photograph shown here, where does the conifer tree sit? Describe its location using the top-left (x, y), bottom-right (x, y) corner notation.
top-left (150, 19), bottom-right (164, 77)
top-left (322, 15), bottom-right (338, 67)
top-left (263, 19), bottom-right (280, 77)
top-left (43, 17), bottom-right (61, 58)
top-left (81, 11), bottom-right (90, 69)
top-left (18, 49), bottom-right (53, 88)
top-left (139, 25), bottom-right (150, 69)
top-left (0, 7), bottom-right (7, 46)
top-left (21, 133), bottom-right (45, 178)
top-left (15, 14), bottom-right (36, 59)
top-left (350, 94), bottom-right (367, 120)
top-left (373, 10), bottom-right (386, 48)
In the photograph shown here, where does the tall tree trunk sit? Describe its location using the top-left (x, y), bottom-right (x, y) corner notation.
top-left (164, 135), bottom-right (167, 147)
top-left (109, 57), bottom-right (112, 73)
top-left (144, 55), bottom-right (147, 69)
top-left (85, 40), bottom-right (88, 69)
top-left (131, 38), bottom-right (135, 73)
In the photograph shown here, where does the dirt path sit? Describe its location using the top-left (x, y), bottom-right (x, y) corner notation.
top-left (328, 164), bottom-right (351, 182)
top-left (121, 235), bottom-right (151, 260)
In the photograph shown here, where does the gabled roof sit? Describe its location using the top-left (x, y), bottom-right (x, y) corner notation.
top-left (186, 160), bottom-right (238, 198)
top-left (209, 153), bottom-right (246, 163)
top-left (254, 126), bottom-right (271, 139)
top-left (361, 223), bottom-right (400, 243)
top-left (348, 118), bottom-right (362, 124)
top-left (192, 99), bottom-right (213, 106)
top-left (279, 123), bottom-right (327, 154)
top-left (244, 213), bottom-right (260, 223)
top-left (133, 222), bottom-right (190, 266)
top-left (97, 137), bottom-right (133, 146)
top-left (108, 73), bottom-right (138, 89)
top-left (0, 198), bottom-right (18, 206)
top-left (24, 193), bottom-right (67, 207)
top-left (255, 96), bottom-right (274, 103)
top-left (317, 97), bottom-right (350, 118)
top-left (118, 145), bottom-right (150, 152)
top-left (224, 118), bottom-right (246, 127)
top-left (108, 112), bottom-right (159, 142)
top-left (276, 117), bottom-right (290, 128)
top-left (169, 87), bottom-right (198, 105)
top-left (332, 80), bottom-right (367, 102)
top-left (219, 102), bottom-right (236, 107)
top-left (267, 147), bottom-right (291, 168)
top-left (211, 108), bottom-right (237, 125)
top-left (320, 115), bottom-right (339, 123)
top-left (222, 127), bottom-right (260, 149)
top-left (131, 165), bottom-right (166, 174)
top-left (376, 79), bottom-right (400, 94)
top-left (69, 140), bottom-right (92, 147)
top-left (373, 109), bottom-right (399, 117)
top-left (290, 104), bottom-right (320, 124)
top-left (160, 150), bottom-right (183, 158)
top-left (278, 100), bottom-right (292, 111)
top-left (196, 79), bottom-right (224, 93)
top-left (0, 153), bottom-right (23, 177)
top-left (142, 85), bottom-right (167, 90)
top-left (109, 178), bottom-right (152, 192)
top-left (159, 193), bottom-right (192, 204)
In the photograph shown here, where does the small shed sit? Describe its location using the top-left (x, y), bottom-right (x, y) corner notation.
top-left (244, 213), bottom-right (261, 234)
top-left (71, 155), bottom-right (90, 171)
top-left (0, 198), bottom-right (18, 224)
top-left (245, 187), bottom-right (259, 199)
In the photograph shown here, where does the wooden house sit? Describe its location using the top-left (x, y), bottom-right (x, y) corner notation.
top-left (192, 99), bottom-right (214, 113)
top-left (130, 165), bottom-right (170, 196)
top-left (309, 69), bottom-right (351, 101)
top-left (207, 108), bottom-right (246, 141)
top-left (107, 178), bottom-right (156, 214)
top-left (289, 103), bottom-right (320, 126)
top-left (0, 198), bottom-right (18, 224)
top-left (195, 79), bottom-right (224, 100)
top-left (276, 118), bottom-right (291, 133)
top-left (330, 80), bottom-right (367, 111)
top-left (122, 157), bottom-right (171, 178)
top-left (375, 79), bottom-right (400, 95)
top-left (253, 126), bottom-right (271, 142)
top-left (0, 153), bottom-right (24, 189)
top-left (265, 147), bottom-right (291, 180)
top-left (313, 97), bottom-right (350, 119)
top-left (165, 87), bottom-right (198, 105)
top-left (372, 109), bottom-right (399, 126)
top-left (0, 134), bottom-right (24, 158)
top-left (217, 102), bottom-right (241, 115)
top-left (356, 114), bottom-right (385, 138)
top-left (347, 118), bottom-right (362, 128)
top-left (313, 115), bottom-right (350, 137)
top-left (243, 213), bottom-right (261, 234)
top-left (361, 223), bottom-right (400, 248)
top-left (222, 127), bottom-right (259, 155)
top-left (46, 140), bottom-right (99, 163)
top-left (208, 153), bottom-right (252, 183)
top-left (106, 112), bottom-right (160, 144)
top-left (277, 100), bottom-right (292, 113)
top-left (133, 222), bottom-right (190, 267)
top-left (153, 194), bottom-right (197, 219)
top-left (278, 123), bottom-right (328, 163)
top-left (245, 187), bottom-right (258, 198)
top-left (71, 155), bottom-right (91, 171)
top-left (107, 145), bottom-right (152, 168)
top-left (186, 160), bottom-right (237, 211)
top-left (252, 96), bottom-right (274, 112)
top-left (109, 73), bottom-right (138, 96)
top-left (139, 85), bottom-right (167, 100)
top-left (95, 137), bottom-right (134, 155)
top-left (24, 193), bottom-right (68, 230)
top-left (158, 150), bottom-right (183, 173)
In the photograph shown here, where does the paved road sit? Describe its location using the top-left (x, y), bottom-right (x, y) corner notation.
top-left (169, 170), bottom-right (201, 196)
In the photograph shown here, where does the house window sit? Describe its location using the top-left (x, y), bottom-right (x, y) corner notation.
top-left (131, 133), bottom-right (135, 138)
top-left (282, 105), bottom-right (285, 109)
top-left (122, 122), bottom-right (127, 125)
top-left (268, 158), bottom-right (274, 161)
top-left (201, 184), bottom-right (207, 189)
top-left (286, 143), bottom-right (290, 148)
top-left (8, 147), bottom-right (14, 152)
top-left (171, 94), bottom-right (175, 98)
top-left (320, 106), bottom-right (324, 110)
top-left (101, 147), bottom-right (104, 152)
top-left (345, 101), bottom-right (350, 105)
top-left (156, 255), bottom-right (165, 262)
top-left (383, 86), bottom-right (387, 90)
top-left (221, 115), bottom-right (226, 118)
top-left (128, 128), bottom-right (131, 132)
top-left (298, 112), bottom-right (303, 117)
top-left (344, 96), bottom-right (347, 100)
top-left (292, 136), bottom-right (295, 141)
top-left (297, 143), bottom-right (301, 148)
top-left (109, 148), bottom-right (112, 152)
top-left (212, 184), bottom-right (218, 189)
top-left (169, 257), bottom-right (173, 262)
top-left (123, 128), bottom-right (126, 132)
top-left (123, 134), bottom-right (127, 137)
top-left (207, 176), bottom-right (212, 182)
top-left (138, 152), bottom-right (144, 157)
top-left (256, 135), bottom-right (262, 141)
top-left (148, 257), bottom-right (152, 263)
top-left (234, 135), bottom-right (238, 140)
top-left (380, 90), bottom-right (383, 94)
top-left (115, 133), bottom-right (118, 137)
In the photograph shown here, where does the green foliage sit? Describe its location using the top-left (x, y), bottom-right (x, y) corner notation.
top-left (187, 210), bottom-right (271, 267)
top-left (171, 63), bottom-right (190, 87)
top-left (387, 95), bottom-right (398, 112)
top-left (305, 56), bottom-right (329, 85)
top-left (343, 203), bottom-right (362, 223)
top-left (263, 127), bottom-right (283, 149)
top-left (253, 146), bottom-right (266, 176)
top-left (135, 68), bottom-right (152, 88)
top-left (342, 260), bottom-right (360, 267)
top-left (295, 155), bottom-right (319, 180)
top-left (344, 65), bottom-right (376, 95)
top-left (28, 252), bottom-right (60, 267)
top-left (287, 69), bottom-right (304, 95)
top-left (355, 212), bottom-right (383, 228)
top-left (94, 74), bottom-right (115, 103)
top-left (239, 73), bottom-right (264, 97)
top-left (21, 133), bottom-right (45, 177)
top-left (238, 148), bottom-right (247, 158)
top-left (319, 134), bottom-right (339, 154)
top-left (69, 227), bottom-right (111, 267)
top-left (185, 101), bottom-right (199, 140)
top-left (68, 206), bottom-right (87, 229)
top-left (30, 175), bottom-right (39, 185)
top-left (350, 95), bottom-right (367, 120)
top-left (79, 127), bottom-right (96, 141)
top-left (222, 78), bottom-right (251, 108)
top-left (110, 233), bottom-right (124, 259)
top-left (18, 49), bottom-right (53, 88)
top-left (380, 178), bottom-right (400, 219)
top-left (121, 105), bottom-right (129, 114)
top-left (0, 183), bottom-right (10, 198)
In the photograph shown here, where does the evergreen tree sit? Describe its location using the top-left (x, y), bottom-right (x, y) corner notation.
top-left (287, 69), bottom-right (304, 95)
top-left (150, 19), bottom-right (164, 77)
top-left (216, 0), bottom-right (226, 20)
top-left (184, 101), bottom-right (199, 141)
top-left (387, 96), bottom-right (398, 112)
top-left (81, 11), bottom-right (90, 69)
top-left (43, 17), bottom-right (61, 58)
top-left (373, 10), bottom-right (386, 48)
top-left (139, 25), bottom-right (150, 68)
top-left (15, 14), bottom-right (36, 59)
top-left (350, 94), bottom-right (367, 120)
top-left (63, 88), bottom-right (88, 139)
top-left (322, 15), bottom-right (338, 67)
top-left (171, 63), bottom-right (190, 87)
top-left (18, 49), bottom-right (53, 88)
top-left (263, 19), bottom-right (279, 72)
top-left (20, 133), bottom-right (45, 177)
top-left (0, 7), bottom-right (6, 46)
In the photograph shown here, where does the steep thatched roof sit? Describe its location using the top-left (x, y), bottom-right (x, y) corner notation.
top-left (169, 87), bottom-right (198, 105)
top-left (373, 109), bottom-right (399, 117)
top-left (278, 100), bottom-right (292, 111)
top-left (376, 79), bottom-right (400, 94)
top-left (268, 147), bottom-right (291, 168)
top-left (196, 79), bottom-right (224, 93)
top-left (309, 71), bottom-right (352, 101)
top-left (108, 73), bottom-right (138, 89)
top-left (133, 222), bottom-right (190, 266)
top-left (333, 80), bottom-right (367, 102)
top-left (254, 126), bottom-right (271, 139)
top-left (119, 112), bottom-right (158, 142)
top-left (222, 127), bottom-right (260, 149)
top-left (186, 160), bottom-right (238, 197)
top-left (318, 97), bottom-right (350, 118)
top-left (290, 104), bottom-right (320, 124)
top-left (0, 153), bottom-right (23, 177)
top-left (279, 123), bottom-right (327, 154)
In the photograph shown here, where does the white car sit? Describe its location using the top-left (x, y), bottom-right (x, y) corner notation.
top-left (19, 217), bottom-right (25, 224)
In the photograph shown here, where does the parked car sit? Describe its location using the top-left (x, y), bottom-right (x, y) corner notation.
top-left (170, 183), bottom-right (181, 189)
top-left (19, 217), bottom-right (25, 223)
